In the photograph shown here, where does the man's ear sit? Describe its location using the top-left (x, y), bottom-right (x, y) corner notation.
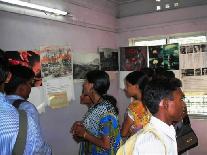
top-left (160, 98), bottom-right (169, 110)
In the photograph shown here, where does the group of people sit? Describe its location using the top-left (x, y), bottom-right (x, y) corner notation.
top-left (1, 47), bottom-right (187, 155)
top-left (0, 49), bottom-right (52, 155)
top-left (71, 67), bottom-right (187, 155)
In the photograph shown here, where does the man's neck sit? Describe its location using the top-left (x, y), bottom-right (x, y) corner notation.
top-left (0, 84), bottom-right (4, 93)
top-left (154, 112), bottom-right (172, 126)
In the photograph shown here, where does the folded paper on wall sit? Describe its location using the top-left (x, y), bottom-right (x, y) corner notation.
top-left (48, 91), bottom-right (69, 109)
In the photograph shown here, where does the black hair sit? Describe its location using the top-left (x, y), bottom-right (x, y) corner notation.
top-left (162, 70), bottom-right (175, 79)
top-left (102, 94), bottom-right (119, 114)
top-left (153, 67), bottom-right (165, 79)
top-left (125, 71), bottom-right (149, 92)
top-left (153, 67), bottom-right (175, 81)
top-left (85, 70), bottom-right (110, 96)
top-left (141, 67), bottom-right (155, 80)
top-left (27, 51), bottom-right (40, 67)
top-left (0, 49), bottom-right (9, 85)
top-left (143, 78), bottom-right (182, 115)
top-left (85, 70), bottom-right (119, 114)
top-left (4, 65), bottom-right (35, 94)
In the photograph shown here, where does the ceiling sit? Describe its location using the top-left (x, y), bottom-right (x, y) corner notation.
top-left (117, 0), bottom-right (207, 18)
top-left (1, 0), bottom-right (207, 18)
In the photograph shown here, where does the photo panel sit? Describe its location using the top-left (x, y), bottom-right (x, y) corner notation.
top-left (120, 46), bottom-right (147, 71)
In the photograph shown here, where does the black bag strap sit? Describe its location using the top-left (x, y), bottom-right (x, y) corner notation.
top-left (12, 110), bottom-right (28, 155)
top-left (183, 114), bottom-right (191, 125)
top-left (12, 99), bottom-right (26, 109)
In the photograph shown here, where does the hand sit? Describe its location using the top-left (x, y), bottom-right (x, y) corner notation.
top-left (73, 124), bottom-right (86, 138)
top-left (72, 134), bottom-right (83, 143)
top-left (70, 121), bottom-right (82, 134)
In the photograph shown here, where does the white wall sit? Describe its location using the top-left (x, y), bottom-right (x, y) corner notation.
top-left (117, 5), bottom-right (207, 155)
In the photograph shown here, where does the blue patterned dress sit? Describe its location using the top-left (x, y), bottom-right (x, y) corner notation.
top-left (79, 100), bottom-right (121, 155)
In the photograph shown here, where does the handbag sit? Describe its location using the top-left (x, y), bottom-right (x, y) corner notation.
top-left (176, 115), bottom-right (198, 155)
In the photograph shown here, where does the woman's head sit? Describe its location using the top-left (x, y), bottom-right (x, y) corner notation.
top-left (84, 70), bottom-right (110, 97)
top-left (124, 71), bottom-right (149, 99)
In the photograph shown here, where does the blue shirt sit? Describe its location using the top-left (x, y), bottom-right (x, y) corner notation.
top-left (0, 93), bottom-right (52, 155)
top-left (6, 95), bottom-right (40, 128)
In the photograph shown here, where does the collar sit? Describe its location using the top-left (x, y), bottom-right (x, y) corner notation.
top-left (0, 92), bottom-right (5, 96)
top-left (150, 116), bottom-right (176, 142)
top-left (6, 95), bottom-right (25, 104)
top-left (0, 93), bottom-right (17, 110)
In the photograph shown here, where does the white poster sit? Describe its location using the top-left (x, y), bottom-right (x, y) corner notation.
top-left (40, 45), bottom-right (74, 109)
top-left (180, 43), bottom-right (207, 92)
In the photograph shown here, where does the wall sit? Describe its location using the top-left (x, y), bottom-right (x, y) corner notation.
top-left (117, 5), bottom-right (207, 155)
top-left (117, 5), bottom-right (207, 46)
top-left (0, 1), bottom-right (123, 155)
top-left (0, 0), bottom-right (118, 51)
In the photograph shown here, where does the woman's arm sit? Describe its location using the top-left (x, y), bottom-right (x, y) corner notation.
top-left (121, 114), bottom-right (134, 138)
top-left (74, 124), bottom-right (110, 149)
top-left (84, 132), bottom-right (110, 149)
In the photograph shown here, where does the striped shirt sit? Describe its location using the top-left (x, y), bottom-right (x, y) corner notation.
top-left (6, 95), bottom-right (40, 129)
top-left (0, 93), bottom-right (52, 155)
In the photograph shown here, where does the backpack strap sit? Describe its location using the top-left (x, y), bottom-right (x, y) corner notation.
top-left (12, 110), bottom-right (28, 155)
top-left (183, 114), bottom-right (191, 125)
top-left (12, 99), bottom-right (26, 109)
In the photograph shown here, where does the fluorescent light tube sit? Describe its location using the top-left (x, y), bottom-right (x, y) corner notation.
top-left (0, 0), bottom-right (68, 15)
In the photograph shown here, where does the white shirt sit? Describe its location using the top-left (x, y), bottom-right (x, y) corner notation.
top-left (133, 116), bottom-right (177, 155)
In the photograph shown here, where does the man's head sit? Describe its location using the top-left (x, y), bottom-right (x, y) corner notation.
top-left (143, 78), bottom-right (185, 125)
top-left (5, 65), bottom-right (35, 99)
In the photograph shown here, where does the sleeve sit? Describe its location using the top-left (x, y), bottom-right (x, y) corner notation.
top-left (127, 108), bottom-right (135, 121)
top-left (19, 102), bottom-right (39, 124)
top-left (25, 115), bottom-right (52, 155)
top-left (99, 114), bottom-right (118, 137)
top-left (132, 133), bottom-right (166, 155)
